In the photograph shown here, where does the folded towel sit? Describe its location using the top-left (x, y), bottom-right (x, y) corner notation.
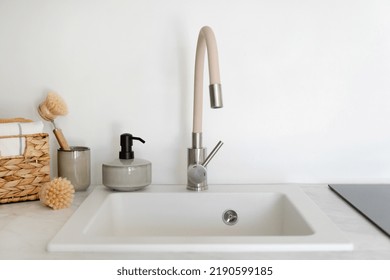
top-left (0, 117), bottom-right (32, 123)
top-left (0, 121), bottom-right (44, 157)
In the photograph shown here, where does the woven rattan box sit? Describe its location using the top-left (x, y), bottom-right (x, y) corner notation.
top-left (0, 133), bottom-right (50, 203)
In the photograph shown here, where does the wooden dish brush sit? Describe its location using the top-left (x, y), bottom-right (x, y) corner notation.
top-left (38, 92), bottom-right (71, 150)
top-left (39, 177), bottom-right (75, 210)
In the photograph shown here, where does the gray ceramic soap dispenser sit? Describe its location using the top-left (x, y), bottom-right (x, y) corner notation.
top-left (102, 133), bottom-right (152, 191)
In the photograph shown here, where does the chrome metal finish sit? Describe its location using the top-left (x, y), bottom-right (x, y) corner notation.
top-left (187, 183), bottom-right (208, 192)
top-left (187, 147), bottom-right (206, 166)
top-left (222, 210), bottom-right (238, 226)
top-left (187, 148), bottom-right (207, 191)
top-left (187, 132), bottom-right (224, 190)
top-left (202, 141), bottom-right (223, 167)
top-left (187, 141), bottom-right (223, 191)
top-left (192, 132), bottom-right (202, 148)
top-left (187, 164), bottom-right (207, 191)
top-left (209, 84), bottom-right (223, 108)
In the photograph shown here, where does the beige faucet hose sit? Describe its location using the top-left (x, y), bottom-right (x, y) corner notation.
top-left (193, 26), bottom-right (221, 133)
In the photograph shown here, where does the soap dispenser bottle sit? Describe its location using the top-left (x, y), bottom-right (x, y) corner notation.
top-left (102, 133), bottom-right (152, 191)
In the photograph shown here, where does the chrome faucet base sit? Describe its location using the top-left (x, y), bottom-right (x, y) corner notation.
top-left (187, 184), bottom-right (208, 192)
top-left (187, 147), bottom-right (207, 190)
top-left (187, 137), bottom-right (224, 191)
top-left (188, 145), bottom-right (206, 163)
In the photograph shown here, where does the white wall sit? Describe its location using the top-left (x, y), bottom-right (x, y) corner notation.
top-left (1, 0), bottom-right (390, 185)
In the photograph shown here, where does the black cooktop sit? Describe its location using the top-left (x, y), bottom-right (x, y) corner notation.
top-left (329, 184), bottom-right (390, 237)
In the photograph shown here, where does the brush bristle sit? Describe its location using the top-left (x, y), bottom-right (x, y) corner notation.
top-left (45, 92), bottom-right (68, 116)
top-left (39, 177), bottom-right (75, 210)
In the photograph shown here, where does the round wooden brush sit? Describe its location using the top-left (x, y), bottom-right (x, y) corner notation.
top-left (39, 177), bottom-right (75, 210)
top-left (38, 92), bottom-right (71, 150)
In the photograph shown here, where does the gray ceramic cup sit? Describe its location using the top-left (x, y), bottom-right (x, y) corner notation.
top-left (58, 146), bottom-right (91, 191)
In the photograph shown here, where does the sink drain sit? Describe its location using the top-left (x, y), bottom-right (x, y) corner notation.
top-left (222, 209), bottom-right (238, 226)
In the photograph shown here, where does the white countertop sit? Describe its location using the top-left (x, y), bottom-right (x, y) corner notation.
top-left (1, 184), bottom-right (390, 260)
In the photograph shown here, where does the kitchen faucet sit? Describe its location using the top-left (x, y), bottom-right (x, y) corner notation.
top-left (187, 26), bottom-right (224, 191)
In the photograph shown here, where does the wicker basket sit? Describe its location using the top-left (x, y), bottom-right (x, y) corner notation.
top-left (0, 133), bottom-right (50, 203)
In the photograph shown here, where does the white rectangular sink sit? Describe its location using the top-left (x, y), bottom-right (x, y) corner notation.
top-left (48, 185), bottom-right (353, 252)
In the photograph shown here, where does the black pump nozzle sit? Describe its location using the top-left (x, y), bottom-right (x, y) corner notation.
top-left (119, 133), bottom-right (145, 159)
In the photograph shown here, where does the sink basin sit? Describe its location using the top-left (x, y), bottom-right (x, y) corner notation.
top-left (48, 185), bottom-right (352, 252)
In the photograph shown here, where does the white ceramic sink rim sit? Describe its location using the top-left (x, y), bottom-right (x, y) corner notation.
top-left (48, 184), bottom-right (353, 252)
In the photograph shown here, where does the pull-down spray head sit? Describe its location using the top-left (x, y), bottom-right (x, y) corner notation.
top-left (209, 84), bottom-right (223, 109)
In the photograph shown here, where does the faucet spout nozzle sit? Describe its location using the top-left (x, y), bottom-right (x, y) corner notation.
top-left (209, 84), bottom-right (223, 109)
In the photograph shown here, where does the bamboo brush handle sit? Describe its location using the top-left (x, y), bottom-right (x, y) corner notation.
top-left (53, 128), bottom-right (71, 150)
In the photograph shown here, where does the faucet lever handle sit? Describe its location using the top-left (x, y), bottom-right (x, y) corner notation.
top-left (202, 141), bottom-right (224, 167)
